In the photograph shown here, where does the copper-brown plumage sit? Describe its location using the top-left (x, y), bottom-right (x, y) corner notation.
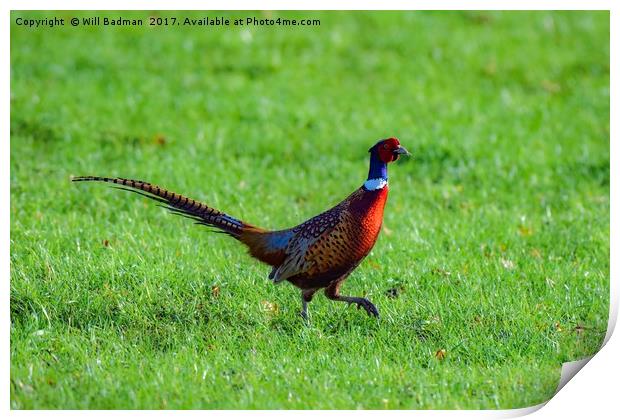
top-left (73, 137), bottom-right (409, 319)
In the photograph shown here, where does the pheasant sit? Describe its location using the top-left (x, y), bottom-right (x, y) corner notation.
top-left (73, 137), bottom-right (409, 319)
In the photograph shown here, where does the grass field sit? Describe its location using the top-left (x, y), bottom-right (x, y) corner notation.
top-left (10, 11), bottom-right (610, 409)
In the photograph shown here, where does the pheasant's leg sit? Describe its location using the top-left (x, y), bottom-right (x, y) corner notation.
top-left (300, 288), bottom-right (319, 320)
top-left (324, 281), bottom-right (379, 318)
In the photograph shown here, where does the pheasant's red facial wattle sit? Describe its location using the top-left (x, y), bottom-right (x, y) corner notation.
top-left (376, 137), bottom-right (403, 163)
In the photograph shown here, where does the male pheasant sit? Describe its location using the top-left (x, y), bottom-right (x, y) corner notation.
top-left (73, 137), bottom-right (409, 319)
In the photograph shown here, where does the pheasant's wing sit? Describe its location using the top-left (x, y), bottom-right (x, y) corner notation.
top-left (269, 204), bottom-right (354, 282)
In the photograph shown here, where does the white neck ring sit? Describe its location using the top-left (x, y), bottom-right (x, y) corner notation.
top-left (364, 178), bottom-right (388, 191)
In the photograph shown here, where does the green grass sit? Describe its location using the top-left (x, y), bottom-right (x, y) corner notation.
top-left (10, 11), bottom-right (609, 409)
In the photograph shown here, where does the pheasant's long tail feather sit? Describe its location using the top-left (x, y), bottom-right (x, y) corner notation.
top-left (72, 176), bottom-right (251, 238)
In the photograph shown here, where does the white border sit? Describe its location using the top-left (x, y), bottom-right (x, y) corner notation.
top-left (3, 1), bottom-right (617, 419)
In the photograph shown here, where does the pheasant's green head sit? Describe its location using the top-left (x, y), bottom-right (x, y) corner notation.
top-left (369, 137), bottom-right (410, 164)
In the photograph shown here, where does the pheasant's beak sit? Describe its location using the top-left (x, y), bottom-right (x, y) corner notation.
top-left (394, 146), bottom-right (411, 156)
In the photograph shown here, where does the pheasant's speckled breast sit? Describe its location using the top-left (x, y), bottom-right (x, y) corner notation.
top-left (348, 186), bottom-right (389, 258)
top-left (274, 185), bottom-right (389, 289)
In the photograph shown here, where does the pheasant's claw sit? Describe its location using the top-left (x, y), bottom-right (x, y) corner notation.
top-left (355, 298), bottom-right (379, 318)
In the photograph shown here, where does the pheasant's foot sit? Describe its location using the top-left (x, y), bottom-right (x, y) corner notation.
top-left (300, 290), bottom-right (313, 323)
top-left (300, 309), bottom-right (309, 321)
top-left (348, 298), bottom-right (379, 318)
